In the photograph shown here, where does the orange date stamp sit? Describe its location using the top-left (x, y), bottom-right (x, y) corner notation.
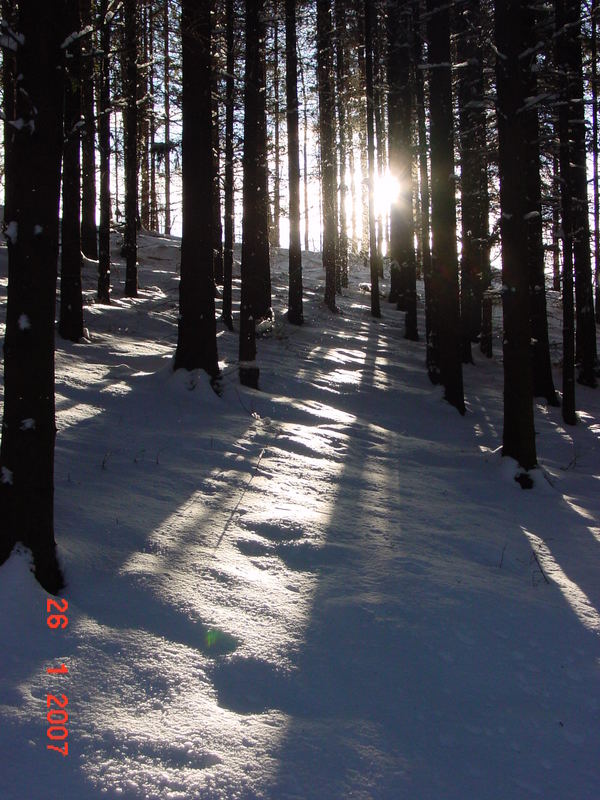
top-left (45, 597), bottom-right (69, 756)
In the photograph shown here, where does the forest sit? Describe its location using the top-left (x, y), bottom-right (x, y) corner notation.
top-left (0, 1), bottom-right (600, 798)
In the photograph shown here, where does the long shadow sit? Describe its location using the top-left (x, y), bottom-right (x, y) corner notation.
top-left (208, 306), bottom-right (600, 799)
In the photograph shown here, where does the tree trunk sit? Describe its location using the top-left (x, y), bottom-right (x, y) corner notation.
top-left (212, 34), bottom-right (224, 285)
top-left (426, 0), bottom-right (464, 413)
top-left (317, 0), bottom-right (338, 311)
top-left (592, 0), bottom-right (600, 323)
top-left (174, 0), bottom-right (220, 378)
top-left (0, 0), bottom-right (66, 591)
top-left (59, 0), bottom-right (85, 342)
top-left (335, 0), bottom-right (349, 289)
top-left (98, 0), bottom-right (112, 304)
top-left (495, 0), bottom-right (537, 470)
top-left (239, 0), bottom-right (270, 387)
top-left (222, 0), bottom-right (235, 331)
top-left (2, 0), bottom-right (17, 225)
top-left (139, 0), bottom-right (151, 231)
top-left (561, 0), bottom-right (597, 385)
top-left (80, 0), bottom-right (98, 260)
top-left (123, 0), bottom-right (138, 296)
top-left (163, 0), bottom-right (171, 233)
top-left (456, 0), bottom-right (488, 363)
top-left (387, 0), bottom-right (417, 339)
top-left (365, 0), bottom-right (381, 318)
top-left (519, 3), bottom-right (557, 405)
top-left (286, 0), bottom-right (304, 324)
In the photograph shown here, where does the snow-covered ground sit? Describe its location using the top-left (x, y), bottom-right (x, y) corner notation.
top-left (0, 233), bottom-right (599, 800)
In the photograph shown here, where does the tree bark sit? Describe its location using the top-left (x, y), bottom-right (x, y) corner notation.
top-left (0, 0), bottom-right (66, 591)
top-left (387, 0), bottom-right (417, 339)
top-left (59, 0), bottom-right (85, 342)
top-left (80, 0), bottom-right (98, 260)
top-left (222, 0), bottom-right (235, 331)
top-left (123, 0), bottom-right (138, 296)
top-left (317, 0), bottom-right (338, 311)
top-left (426, 0), bottom-right (464, 413)
top-left (174, 0), bottom-right (220, 378)
top-left (98, 0), bottom-right (112, 304)
top-left (286, 0), bottom-right (304, 324)
top-left (495, 0), bottom-right (537, 469)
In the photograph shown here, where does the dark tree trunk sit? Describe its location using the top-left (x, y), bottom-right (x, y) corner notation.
top-left (222, 0), bottom-right (235, 331)
top-left (98, 0), bottom-right (112, 304)
top-left (271, 6), bottom-right (281, 248)
top-left (592, 0), bottom-right (600, 323)
top-left (174, 0), bottom-right (220, 378)
top-left (2, 0), bottom-right (17, 226)
top-left (413, 0), bottom-right (433, 367)
top-left (561, 0), bottom-right (596, 385)
top-left (80, 0), bottom-right (98, 261)
top-left (139, 0), bottom-right (151, 231)
top-left (456, 0), bottom-right (488, 363)
top-left (495, 0), bottom-right (537, 470)
top-left (317, 0), bottom-right (338, 311)
top-left (123, 0), bottom-right (138, 296)
top-left (555, 0), bottom-right (577, 424)
top-left (519, 2), bottom-right (557, 405)
top-left (552, 149), bottom-right (561, 293)
top-left (365, 0), bottom-right (381, 318)
top-left (0, 0), bottom-right (66, 592)
top-left (286, 0), bottom-right (304, 325)
top-left (163, 0), bottom-right (171, 233)
top-left (59, 0), bottom-right (85, 343)
top-left (212, 42), bottom-right (224, 285)
top-left (335, 0), bottom-right (349, 289)
top-left (387, 0), bottom-right (417, 339)
top-left (426, 0), bottom-right (464, 413)
top-left (239, 0), bottom-right (270, 387)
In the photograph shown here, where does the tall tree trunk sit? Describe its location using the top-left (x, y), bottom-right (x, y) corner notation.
top-left (1, 0), bottom-right (17, 227)
top-left (59, 0), bottom-right (85, 342)
top-left (357, 39), bottom-right (370, 257)
top-left (212, 79), bottom-right (224, 285)
top-left (519, 3), bottom-right (557, 405)
top-left (163, 0), bottom-right (171, 233)
top-left (174, 0), bottom-right (220, 378)
top-left (495, 0), bottom-right (537, 470)
top-left (335, 0), bottom-right (349, 288)
top-left (271, 6), bottom-right (281, 248)
top-left (98, 0), bottom-right (112, 304)
top-left (317, 0), bottom-right (338, 310)
top-left (426, 0), bottom-right (464, 413)
top-left (286, 0), bottom-right (304, 324)
top-left (592, 0), bottom-right (600, 323)
top-left (239, 0), bottom-right (270, 387)
top-left (222, 0), bottom-right (235, 331)
top-left (456, 0), bottom-right (488, 364)
top-left (556, 0), bottom-right (576, 424)
top-left (413, 0), bottom-right (433, 365)
top-left (80, 0), bottom-right (98, 260)
top-left (365, 0), bottom-right (381, 318)
top-left (123, 0), bottom-right (138, 296)
top-left (0, 0), bottom-right (66, 591)
top-left (387, 0), bottom-right (417, 339)
top-left (561, 0), bottom-right (596, 385)
top-left (149, 3), bottom-right (158, 231)
top-left (140, 0), bottom-right (151, 231)
top-left (552, 149), bottom-right (561, 293)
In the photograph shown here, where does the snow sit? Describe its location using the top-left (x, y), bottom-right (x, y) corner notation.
top-left (0, 233), bottom-right (599, 799)
top-left (5, 220), bottom-right (17, 244)
top-left (18, 313), bottom-right (30, 330)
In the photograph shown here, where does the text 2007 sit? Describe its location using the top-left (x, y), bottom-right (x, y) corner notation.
top-left (46, 598), bottom-right (69, 756)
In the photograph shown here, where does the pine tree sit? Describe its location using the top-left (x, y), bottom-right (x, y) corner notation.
top-left (98, 0), bottom-right (112, 304)
top-left (387, 0), bottom-right (417, 339)
top-left (174, 0), bottom-right (220, 378)
top-left (0, 0), bottom-right (67, 591)
top-left (59, 0), bottom-right (85, 343)
top-left (426, 0), bottom-right (464, 413)
top-left (286, 0), bottom-right (304, 325)
top-left (123, 0), bottom-right (138, 297)
top-left (80, 0), bottom-right (98, 261)
top-left (495, 0), bottom-right (537, 471)
top-left (317, 0), bottom-right (338, 311)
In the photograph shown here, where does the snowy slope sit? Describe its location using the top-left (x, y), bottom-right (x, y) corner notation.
top-left (0, 234), bottom-right (599, 800)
